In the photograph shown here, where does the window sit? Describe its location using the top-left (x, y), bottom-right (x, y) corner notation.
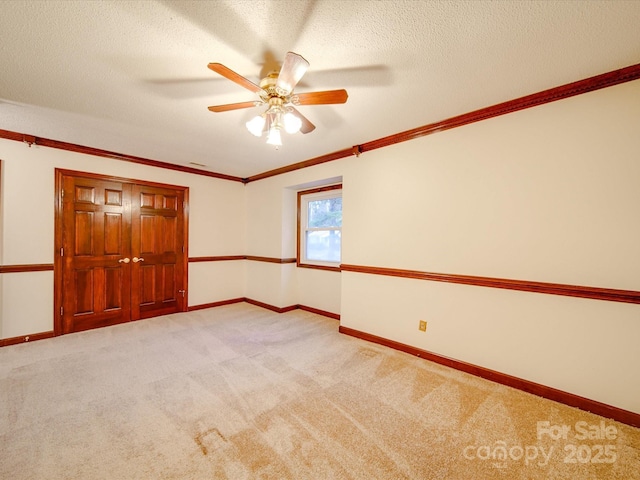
top-left (297, 185), bottom-right (342, 269)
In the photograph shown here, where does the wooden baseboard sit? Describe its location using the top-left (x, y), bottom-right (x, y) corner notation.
top-left (338, 325), bottom-right (640, 429)
top-left (0, 300), bottom-right (339, 348)
top-left (0, 331), bottom-right (55, 347)
top-left (244, 298), bottom-right (298, 313)
top-left (245, 299), bottom-right (340, 319)
top-left (189, 297), bottom-right (340, 320)
top-left (187, 298), bottom-right (245, 311)
top-left (298, 304), bottom-right (341, 320)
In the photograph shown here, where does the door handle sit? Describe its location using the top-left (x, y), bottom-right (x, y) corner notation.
top-left (132, 257), bottom-right (145, 263)
top-left (118, 257), bottom-right (130, 263)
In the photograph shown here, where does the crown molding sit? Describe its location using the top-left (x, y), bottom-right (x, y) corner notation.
top-left (2, 63), bottom-right (639, 183)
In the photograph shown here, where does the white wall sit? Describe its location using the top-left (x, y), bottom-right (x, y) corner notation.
top-left (244, 169), bottom-right (344, 311)
top-left (296, 267), bottom-right (341, 315)
top-left (340, 79), bottom-right (640, 414)
top-left (1, 271), bottom-right (53, 338)
top-left (342, 82), bottom-right (640, 289)
top-left (245, 79), bottom-right (640, 414)
top-left (0, 139), bottom-right (246, 337)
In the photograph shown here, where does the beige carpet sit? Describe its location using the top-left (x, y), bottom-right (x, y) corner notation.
top-left (0, 303), bottom-right (638, 479)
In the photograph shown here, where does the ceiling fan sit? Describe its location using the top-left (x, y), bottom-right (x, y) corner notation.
top-left (207, 52), bottom-right (348, 146)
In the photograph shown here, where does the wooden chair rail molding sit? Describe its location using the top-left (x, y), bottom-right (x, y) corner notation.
top-left (188, 255), bottom-right (296, 264)
top-left (0, 264), bottom-right (54, 273)
top-left (5, 261), bottom-right (638, 304)
top-left (246, 256), bottom-right (297, 264)
top-left (0, 255), bottom-right (311, 275)
top-left (340, 264), bottom-right (640, 305)
top-left (188, 255), bottom-right (246, 262)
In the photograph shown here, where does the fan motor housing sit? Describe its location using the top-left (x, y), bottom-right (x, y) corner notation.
top-left (260, 72), bottom-right (283, 98)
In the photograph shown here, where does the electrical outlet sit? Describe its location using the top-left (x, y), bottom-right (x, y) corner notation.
top-left (419, 320), bottom-right (427, 332)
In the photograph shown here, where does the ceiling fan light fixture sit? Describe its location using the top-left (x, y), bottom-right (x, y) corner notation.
top-left (283, 112), bottom-right (302, 134)
top-left (208, 52), bottom-right (347, 145)
top-left (266, 126), bottom-right (282, 146)
top-left (246, 114), bottom-right (266, 137)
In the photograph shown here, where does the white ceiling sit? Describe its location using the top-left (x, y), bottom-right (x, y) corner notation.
top-left (1, 0), bottom-right (639, 179)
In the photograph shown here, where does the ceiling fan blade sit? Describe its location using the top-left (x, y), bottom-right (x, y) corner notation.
top-left (207, 63), bottom-right (263, 94)
top-left (290, 107), bottom-right (316, 134)
top-left (207, 101), bottom-right (260, 113)
top-left (293, 89), bottom-right (348, 106)
top-left (275, 52), bottom-right (309, 96)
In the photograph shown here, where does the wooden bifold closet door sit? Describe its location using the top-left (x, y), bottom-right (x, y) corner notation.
top-left (56, 170), bottom-right (188, 334)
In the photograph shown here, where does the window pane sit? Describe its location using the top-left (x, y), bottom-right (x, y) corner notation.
top-left (308, 197), bottom-right (342, 228)
top-left (306, 230), bottom-right (341, 262)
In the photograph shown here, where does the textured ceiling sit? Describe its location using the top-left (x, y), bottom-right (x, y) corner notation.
top-left (1, 0), bottom-right (639, 178)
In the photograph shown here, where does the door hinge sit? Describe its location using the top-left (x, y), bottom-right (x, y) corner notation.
top-left (61, 189), bottom-right (64, 198)
top-left (60, 306), bottom-right (63, 316)
top-left (182, 246), bottom-right (185, 253)
top-left (60, 247), bottom-right (64, 257)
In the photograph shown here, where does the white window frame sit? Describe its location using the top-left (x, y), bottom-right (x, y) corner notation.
top-left (297, 185), bottom-right (342, 270)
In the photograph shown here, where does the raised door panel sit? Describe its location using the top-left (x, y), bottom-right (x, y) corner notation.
top-left (74, 268), bottom-right (94, 315)
top-left (104, 213), bottom-right (123, 255)
top-left (104, 266), bottom-right (124, 310)
top-left (74, 211), bottom-right (95, 256)
top-left (140, 264), bottom-right (156, 305)
top-left (162, 264), bottom-right (176, 302)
